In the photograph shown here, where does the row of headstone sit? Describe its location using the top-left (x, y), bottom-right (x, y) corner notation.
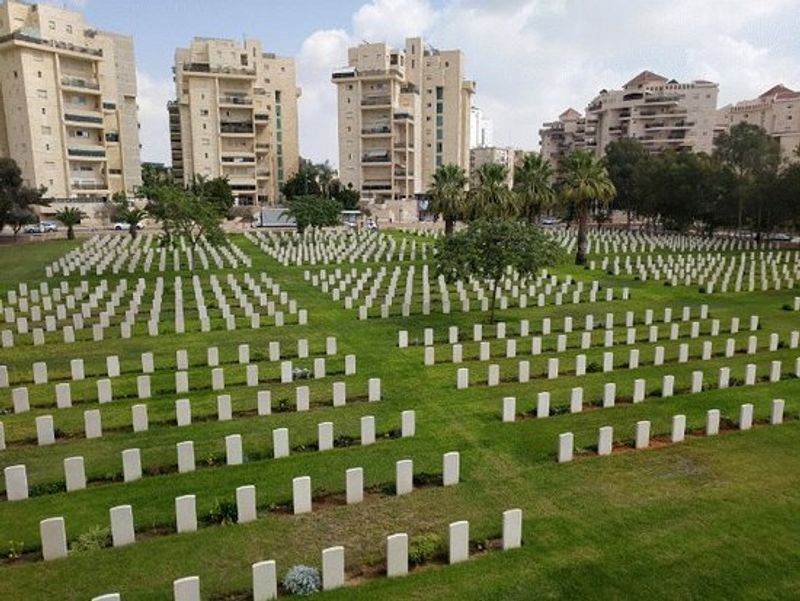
top-left (557, 400), bottom-right (786, 462)
top-left (3, 411), bottom-right (418, 499)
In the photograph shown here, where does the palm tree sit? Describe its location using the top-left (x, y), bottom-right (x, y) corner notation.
top-left (113, 196), bottom-right (148, 239)
top-left (561, 150), bottom-right (616, 265)
top-left (54, 206), bottom-right (86, 240)
top-left (427, 164), bottom-right (467, 235)
top-left (514, 152), bottom-right (555, 224)
top-left (469, 162), bottom-right (516, 220)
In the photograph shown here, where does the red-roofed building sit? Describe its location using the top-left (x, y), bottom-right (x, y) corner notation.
top-left (720, 85), bottom-right (800, 162)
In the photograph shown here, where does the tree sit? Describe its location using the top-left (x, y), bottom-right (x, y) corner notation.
top-left (560, 150), bottom-right (616, 265)
top-left (54, 207), bottom-right (86, 240)
top-left (282, 158), bottom-right (323, 199)
top-left (714, 122), bottom-right (781, 233)
top-left (603, 138), bottom-right (648, 229)
top-left (146, 185), bottom-right (226, 246)
top-left (468, 162), bottom-right (516, 220)
top-left (513, 152), bottom-right (555, 225)
top-left (112, 195), bottom-right (147, 239)
top-left (0, 158), bottom-right (48, 237)
top-left (285, 195), bottom-right (341, 233)
top-left (436, 219), bottom-right (561, 322)
top-left (332, 182), bottom-right (360, 210)
top-left (428, 164), bottom-right (468, 235)
top-left (189, 175), bottom-right (235, 217)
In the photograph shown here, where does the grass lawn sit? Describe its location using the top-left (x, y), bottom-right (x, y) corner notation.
top-left (0, 232), bottom-right (799, 601)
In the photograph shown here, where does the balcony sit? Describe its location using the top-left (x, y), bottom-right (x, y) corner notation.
top-left (102, 101), bottom-right (116, 111)
top-left (362, 125), bottom-right (391, 135)
top-left (256, 170), bottom-right (270, 178)
top-left (361, 95), bottom-right (392, 107)
top-left (68, 147), bottom-right (106, 159)
top-left (0, 31), bottom-right (102, 57)
top-left (220, 122), bottom-right (254, 134)
top-left (182, 63), bottom-right (255, 77)
top-left (70, 180), bottom-right (107, 190)
top-left (61, 76), bottom-right (99, 91)
top-left (219, 95), bottom-right (252, 106)
top-left (64, 112), bottom-right (103, 125)
top-left (363, 183), bottom-right (392, 191)
top-left (222, 155), bottom-right (256, 164)
top-left (394, 111), bottom-right (413, 121)
top-left (332, 68), bottom-right (356, 80)
top-left (362, 152), bottom-right (391, 163)
top-left (105, 132), bottom-right (119, 143)
top-left (254, 113), bottom-right (269, 122)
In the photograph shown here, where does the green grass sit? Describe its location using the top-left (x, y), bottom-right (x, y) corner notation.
top-left (0, 234), bottom-right (799, 601)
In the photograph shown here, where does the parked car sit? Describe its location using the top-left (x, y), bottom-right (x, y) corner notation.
top-left (765, 232), bottom-right (792, 241)
top-left (40, 221), bottom-right (58, 232)
top-left (24, 223), bottom-right (43, 234)
top-left (24, 222), bottom-right (57, 234)
top-left (112, 222), bottom-right (144, 231)
top-left (540, 217), bottom-right (560, 226)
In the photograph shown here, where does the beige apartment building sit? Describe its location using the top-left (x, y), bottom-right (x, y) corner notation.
top-left (332, 37), bottom-right (474, 222)
top-left (469, 146), bottom-right (516, 188)
top-left (170, 37), bottom-right (301, 206)
top-left (0, 0), bottom-right (141, 202)
top-left (719, 84), bottom-right (800, 163)
top-left (540, 71), bottom-right (719, 170)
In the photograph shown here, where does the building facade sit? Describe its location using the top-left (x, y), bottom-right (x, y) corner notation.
top-left (332, 37), bottom-right (474, 221)
top-left (540, 71), bottom-right (719, 169)
top-left (0, 0), bottom-right (141, 201)
top-left (470, 105), bottom-right (493, 148)
top-left (469, 146), bottom-right (516, 188)
top-left (170, 37), bottom-right (301, 206)
top-left (719, 84), bottom-right (800, 163)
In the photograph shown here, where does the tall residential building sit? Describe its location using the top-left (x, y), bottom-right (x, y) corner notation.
top-left (170, 37), bottom-right (301, 206)
top-left (470, 105), bottom-right (493, 148)
top-left (540, 71), bottom-right (719, 169)
top-left (332, 37), bottom-right (474, 220)
top-left (719, 84), bottom-right (800, 163)
top-left (469, 146), bottom-right (516, 188)
top-left (0, 0), bottom-right (141, 200)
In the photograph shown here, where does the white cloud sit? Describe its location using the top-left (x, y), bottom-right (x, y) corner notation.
top-left (136, 71), bottom-right (172, 164)
top-left (352, 0), bottom-right (436, 43)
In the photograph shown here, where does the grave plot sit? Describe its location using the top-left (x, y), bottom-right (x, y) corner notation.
top-left (246, 229), bottom-right (430, 266)
top-left (45, 233), bottom-right (251, 277)
top-left (587, 249), bottom-right (800, 293)
top-left (549, 228), bottom-right (767, 257)
top-left (307, 265), bottom-right (628, 319)
top-left (0, 272), bottom-right (306, 347)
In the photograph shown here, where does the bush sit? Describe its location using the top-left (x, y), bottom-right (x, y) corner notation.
top-left (283, 565), bottom-right (321, 596)
top-left (409, 533), bottom-right (443, 566)
top-left (71, 526), bottom-right (111, 553)
top-left (206, 498), bottom-right (238, 525)
top-left (586, 361), bottom-right (601, 373)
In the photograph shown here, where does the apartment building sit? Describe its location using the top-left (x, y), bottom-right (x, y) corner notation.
top-left (470, 105), bottom-right (493, 148)
top-left (170, 37), bottom-right (301, 206)
top-left (469, 145), bottom-right (516, 188)
top-left (0, 0), bottom-right (141, 200)
top-left (332, 37), bottom-right (474, 222)
top-left (719, 84), bottom-right (800, 163)
top-left (540, 71), bottom-right (719, 169)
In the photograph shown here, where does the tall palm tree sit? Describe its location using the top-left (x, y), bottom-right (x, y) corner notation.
top-left (561, 150), bottom-right (616, 265)
top-left (427, 164), bottom-right (467, 235)
top-left (469, 162), bottom-right (516, 220)
top-left (514, 152), bottom-right (555, 224)
top-left (54, 206), bottom-right (86, 240)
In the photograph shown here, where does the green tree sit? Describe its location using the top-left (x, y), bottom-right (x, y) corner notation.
top-left (281, 158), bottom-right (323, 199)
top-left (189, 175), bottom-right (235, 217)
top-left (285, 195), bottom-right (341, 233)
top-left (560, 150), bottom-right (616, 265)
top-left (468, 162), bottom-right (516, 220)
top-left (54, 206), bottom-right (86, 240)
top-left (146, 185), bottom-right (226, 246)
top-left (603, 137), bottom-right (648, 229)
top-left (714, 122), bottom-right (781, 233)
top-left (428, 164), bottom-right (468, 235)
top-left (112, 195), bottom-right (147, 239)
top-left (332, 182), bottom-right (360, 210)
top-left (0, 158), bottom-right (49, 237)
top-left (435, 219), bottom-right (562, 322)
top-left (513, 152), bottom-right (555, 225)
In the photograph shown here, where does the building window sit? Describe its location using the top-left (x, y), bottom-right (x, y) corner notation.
top-left (48, 20), bottom-right (56, 30)
top-left (37, 89), bottom-right (47, 99)
top-left (41, 108), bottom-right (46, 115)
top-left (66, 25), bottom-right (72, 34)
top-left (41, 126), bottom-right (51, 135)
top-left (200, 109), bottom-right (208, 116)
top-left (37, 71), bottom-right (42, 78)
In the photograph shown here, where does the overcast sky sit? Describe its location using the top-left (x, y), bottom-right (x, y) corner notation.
top-left (55, 0), bottom-right (800, 167)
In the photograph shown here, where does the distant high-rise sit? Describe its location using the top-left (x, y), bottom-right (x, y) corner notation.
top-left (170, 37), bottom-right (301, 206)
top-left (469, 146), bottom-right (516, 188)
top-left (719, 84), bottom-right (800, 163)
top-left (540, 71), bottom-right (719, 170)
top-left (470, 106), bottom-right (493, 148)
top-left (0, 0), bottom-right (141, 199)
top-left (332, 37), bottom-right (474, 221)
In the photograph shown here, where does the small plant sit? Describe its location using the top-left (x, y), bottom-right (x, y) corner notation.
top-left (782, 303), bottom-right (792, 311)
top-left (282, 565), bottom-right (321, 596)
top-left (29, 481), bottom-right (66, 497)
top-left (586, 361), bottom-right (601, 373)
top-left (206, 498), bottom-right (238, 525)
top-left (408, 532), bottom-right (443, 566)
top-left (71, 526), bottom-right (111, 553)
top-left (6, 540), bottom-right (24, 560)
top-left (413, 472), bottom-right (442, 487)
top-left (292, 367), bottom-right (311, 380)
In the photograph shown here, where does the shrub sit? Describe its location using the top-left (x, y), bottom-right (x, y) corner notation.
top-left (71, 526), bottom-right (111, 553)
top-left (282, 565), bottom-right (321, 596)
top-left (206, 498), bottom-right (238, 525)
top-left (408, 533), bottom-right (443, 566)
top-left (29, 481), bottom-right (66, 497)
top-left (586, 361), bottom-right (601, 373)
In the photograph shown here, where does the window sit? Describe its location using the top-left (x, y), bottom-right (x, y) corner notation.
top-left (41, 126), bottom-right (51, 135)
top-left (41, 108), bottom-right (46, 115)
top-left (204, 153), bottom-right (209, 159)
top-left (37, 89), bottom-right (47, 99)
top-left (37, 71), bottom-right (42, 78)
top-left (200, 109), bottom-right (209, 116)
top-left (66, 24), bottom-right (72, 34)
top-left (48, 20), bottom-right (55, 30)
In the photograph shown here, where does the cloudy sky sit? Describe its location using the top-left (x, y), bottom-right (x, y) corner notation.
top-left (58, 0), bottom-right (800, 166)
